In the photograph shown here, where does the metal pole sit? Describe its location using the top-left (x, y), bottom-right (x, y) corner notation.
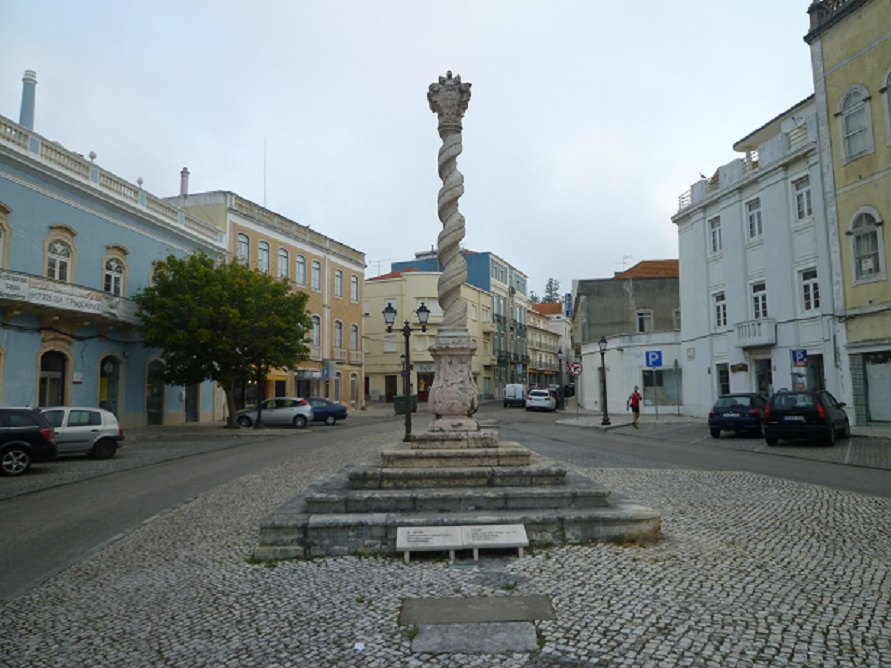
top-left (600, 350), bottom-right (611, 426)
top-left (403, 322), bottom-right (412, 442)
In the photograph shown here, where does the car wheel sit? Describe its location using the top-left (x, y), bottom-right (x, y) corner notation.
top-left (91, 439), bottom-right (117, 460)
top-left (325, 415), bottom-right (336, 426)
top-left (765, 436), bottom-right (778, 446)
top-left (237, 416), bottom-right (253, 428)
top-left (841, 419), bottom-right (851, 439)
top-left (0, 446), bottom-right (31, 476)
top-left (293, 415), bottom-right (308, 428)
top-left (709, 428), bottom-right (720, 439)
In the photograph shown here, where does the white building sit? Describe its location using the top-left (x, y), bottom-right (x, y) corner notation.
top-left (672, 97), bottom-right (846, 417)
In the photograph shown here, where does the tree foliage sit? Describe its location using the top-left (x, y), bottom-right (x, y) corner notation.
top-left (133, 253), bottom-right (311, 427)
top-left (543, 278), bottom-right (561, 303)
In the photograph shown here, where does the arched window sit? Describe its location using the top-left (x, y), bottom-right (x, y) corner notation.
top-left (838, 85), bottom-right (874, 162)
top-left (311, 260), bottom-right (321, 290)
top-left (278, 248), bottom-right (289, 279)
top-left (0, 202), bottom-right (10, 269)
top-left (104, 257), bottom-right (125, 295)
top-left (350, 323), bottom-right (359, 350)
top-left (351, 274), bottom-right (359, 301)
top-left (849, 209), bottom-right (885, 281)
top-left (296, 255), bottom-right (306, 285)
top-left (334, 320), bottom-right (343, 349)
top-left (47, 239), bottom-right (72, 282)
top-left (311, 315), bottom-right (321, 346)
top-left (258, 241), bottom-right (270, 274)
top-left (237, 233), bottom-right (250, 264)
top-left (334, 269), bottom-right (343, 297)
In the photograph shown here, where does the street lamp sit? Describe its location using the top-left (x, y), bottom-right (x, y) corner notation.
top-left (557, 348), bottom-right (565, 410)
top-left (599, 336), bottom-right (611, 426)
top-left (383, 302), bottom-right (430, 442)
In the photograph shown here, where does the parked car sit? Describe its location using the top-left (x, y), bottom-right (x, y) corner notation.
top-left (307, 398), bottom-right (348, 425)
top-left (763, 389), bottom-right (851, 446)
top-left (0, 407), bottom-right (57, 476)
top-left (708, 393), bottom-right (767, 438)
top-left (503, 384), bottom-right (527, 408)
top-left (235, 397), bottom-right (313, 428)
top-left (41, 406), bottom-right (124, 459)
top-left (525, 389), bottom-right (557, 412)
top-left (563, 383), bottom-right (575, 398)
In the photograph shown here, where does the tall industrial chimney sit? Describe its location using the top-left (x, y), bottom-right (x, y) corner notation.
top-left (19, 70), bottom-right (37, 130)
top-left (180, 167), bottom-right (190, 197)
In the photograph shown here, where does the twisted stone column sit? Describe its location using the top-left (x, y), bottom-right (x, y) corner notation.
top-left (426, 71), bottom-right (479, 432)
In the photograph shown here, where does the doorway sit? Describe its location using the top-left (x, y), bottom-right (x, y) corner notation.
top-left (146, 360), bottom-right (165, 425)
top-left (185, 384), bottom-right (199, 422)
top-left (99, 355), bottom-right (121, 416)
top-left (39, 351), bottom-right (66, 407)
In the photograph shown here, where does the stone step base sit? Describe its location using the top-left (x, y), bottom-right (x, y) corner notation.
top-left (410, 430), bottom-right (501, 450)
top-left (348, 464), bottom-right (567, 489)
top-left (254, 502), bottom-right (661, 560)
top-left (380, 446), bottom-right (531, 468)
top-left (305, 476), bottom-right (611, 514)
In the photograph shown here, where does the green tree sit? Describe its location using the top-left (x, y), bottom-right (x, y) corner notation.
top-left (133, 253), bottom-right (311, 428)
top-left (543, 278), bottom-right (561, 303)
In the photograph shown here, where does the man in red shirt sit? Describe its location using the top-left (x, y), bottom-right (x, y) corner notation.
top-left (626, 385), bottom-right (642, 429)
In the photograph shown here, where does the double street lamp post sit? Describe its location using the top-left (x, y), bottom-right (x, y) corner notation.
top-left (599, 336), bottom-right (611, 426)
top-left (383, 302), bottom-right (430, 442)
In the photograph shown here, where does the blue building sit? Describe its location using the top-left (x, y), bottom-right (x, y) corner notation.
top-left (0, 71), bottom-right (226, 427)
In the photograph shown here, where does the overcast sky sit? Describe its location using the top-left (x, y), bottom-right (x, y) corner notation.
top-left (1, 1), bottom-right (816, 298)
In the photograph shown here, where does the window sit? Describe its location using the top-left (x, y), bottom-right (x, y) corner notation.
top-left (714, 292), bottom-right (727, 329)
top-left (673, 309), bottom-right (682, 331)
top-left (838, 85), bottom-right (873, 162)
top-left (311, 315), bottom-right (321, 346)
top-left (334, 270), bottom-right (343, 298)
top-left (104, 258), bottom-right (124, 296)
top-left (0, 203), bottom-right (9, 269)
top-left (47, 239), bottom-right (72, 282)
top-left (746, 198), bottom-right (762, 239)
top-left (334, 320), bottom-right (343, 349)
top-left (471, 304), bottom-right (478, 321)
top-left (636, 310), bottom-right (653, 333)
top-left (278, 248), bottom-right (289, 279)
top-left (752, 281), bottom-right (768, 319)
top-left (708, 217), bottom-right (722, 253)
top-left (296, 255), bottom-right (306, 285)
top-left (482, 306), bottom-right (491, 322)
top-left (801, 268), bottom-right (820, 312)
top-left (258, 241), bottom-right (270, 274)
top-left (350, 275), bottom-right (359, 301)
top-left (850, 210), bottom-right (884, 281)
top-left (237, 233), bottom-right (249, 264)
top-left (311, 260), bottom-right (321, 290)
top-left (793, 176), bottom-right (813, 221)
top-left (350, 324), bottom-right (359, 350)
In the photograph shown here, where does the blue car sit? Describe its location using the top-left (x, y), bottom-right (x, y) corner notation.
top-left (307, 398), bottom-right (348, 425)
top-left (708, 393), bottom-right (767, 438)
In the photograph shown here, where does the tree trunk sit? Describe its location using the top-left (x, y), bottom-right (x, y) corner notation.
top-left (225, 386), bottom-right (239, 429)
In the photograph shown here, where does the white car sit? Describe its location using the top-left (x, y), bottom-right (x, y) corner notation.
top-left (40, 406), bottom-right (124, 459)
top-left (235, 397), bottom-right (313, 428)
top-left (525, 389), bottom-right (556, 412)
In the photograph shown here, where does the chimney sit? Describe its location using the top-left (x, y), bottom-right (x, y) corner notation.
top-left (19, 70), bottom-right (37, 130)
top-left (180, 167), bottom-right (190, 197)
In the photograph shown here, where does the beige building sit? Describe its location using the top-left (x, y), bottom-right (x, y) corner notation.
top-left (172, 186), bottom-right (366, 409)
top-left (364, 268), bottom-right (495, 404)
top-left (526, 306), bottom-right (561, 388)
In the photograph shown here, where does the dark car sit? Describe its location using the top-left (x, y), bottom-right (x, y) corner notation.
top-left (307, 398), bottom-right (348, 425)
top-left (763, 389), bottom-right (851, 446)
top-left (708, 393), bottom-right (767, 438)
top-left (0, 407), bottom-right (57, 476)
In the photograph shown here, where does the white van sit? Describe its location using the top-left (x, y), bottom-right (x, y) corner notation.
top-left (503, 384), bottom-right (527, 408)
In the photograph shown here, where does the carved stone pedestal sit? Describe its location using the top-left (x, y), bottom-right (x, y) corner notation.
top-left (427, 328), bottom-right (479, 433)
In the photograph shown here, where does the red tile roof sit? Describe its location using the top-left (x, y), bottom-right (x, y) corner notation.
top-left (367, 266), bottom-right (422, 281)
top-left (532, 302), bottom-right (562, 315)
top-left (613, 259), bottom-right (679, 279)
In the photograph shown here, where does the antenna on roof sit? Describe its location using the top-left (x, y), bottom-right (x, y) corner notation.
top-left (263, 138), bottom-right (267, 208)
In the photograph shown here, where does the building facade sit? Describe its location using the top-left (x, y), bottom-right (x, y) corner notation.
top-left (806, 0), bottom-right (891, 423)
top-left (526, 306), bottom-right (561, 388)
top-left (0, 71), bottom-right (226, 427)
top-left (175, 189), bottom-right (366, 410)
top-left (672, 98), bottom-right (844, 418)
top-left (363, 268), bottom-right (494, 404)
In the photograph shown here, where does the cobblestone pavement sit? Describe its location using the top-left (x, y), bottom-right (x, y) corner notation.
top-left (1, 426), bottom-right (889, 667)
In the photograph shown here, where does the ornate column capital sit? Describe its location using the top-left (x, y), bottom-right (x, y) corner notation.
top-left (428, 71), bottom-right (472, 138)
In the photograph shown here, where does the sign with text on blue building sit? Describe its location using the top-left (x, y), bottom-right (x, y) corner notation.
top-left (645, 351), bottom-right (662, 368)
top-left (791, 349), bottom-right (808, 367)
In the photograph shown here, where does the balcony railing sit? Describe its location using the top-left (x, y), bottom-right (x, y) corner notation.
top-left (734, 318), bottom-right (777, 349)
top-left (0, 269), bottom-right (137, 323)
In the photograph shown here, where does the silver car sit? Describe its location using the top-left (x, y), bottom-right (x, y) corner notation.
top-left (235, 397), bottom-right (313, 428)
top-left (40, 406), bottom-right (124, 459)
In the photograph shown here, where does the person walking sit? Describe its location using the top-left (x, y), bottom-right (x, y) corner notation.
top-left (627, 385), bottom-right (642, 429)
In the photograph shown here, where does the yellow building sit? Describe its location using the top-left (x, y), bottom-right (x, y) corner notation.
top-left (172, 186), bottom-right (365, 409)
top-left (364, 268), bottom-right (495, 405)
top-left (806, 0), bottom-right (891, 423)
top-left (526, 306), bottom-right (561, 388)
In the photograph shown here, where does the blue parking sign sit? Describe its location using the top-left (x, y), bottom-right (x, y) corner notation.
top-left (791, 349), bottom-right (808, 367)
top-left (645, 351), bottom-right (662, 368)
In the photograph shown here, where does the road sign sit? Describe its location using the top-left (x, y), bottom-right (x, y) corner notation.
top-left (791, 349), bottom-right (808, 367)
top-left (645, 351), bottom-right (663, 368)
top-left (568, 361), bottom-right (583, 376)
